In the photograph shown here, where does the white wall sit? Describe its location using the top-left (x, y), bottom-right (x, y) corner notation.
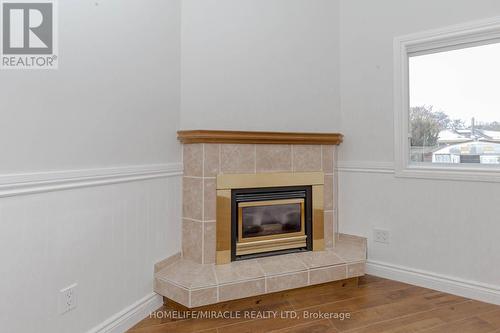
top-left (0, 178), bottom-right (181, 333)
top-left (338, 0), bottom-right (500, 302)
top-left (0, 1), bottom-right (182, 332)
top-left (0, 0), bottom-right (181, 174)
top-left (180, 0), bottom-right (340, 132)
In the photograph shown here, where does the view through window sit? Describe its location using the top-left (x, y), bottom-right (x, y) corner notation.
top-left (409, 42), bottom-right (500, 165)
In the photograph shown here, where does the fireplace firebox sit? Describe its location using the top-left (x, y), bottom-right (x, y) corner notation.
top-left (231, 186), bottom-right (313, 261)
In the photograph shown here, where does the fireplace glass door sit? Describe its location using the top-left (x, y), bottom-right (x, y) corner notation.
top-left (239, 199), bottom-right (304, 240)
top-left (232, 187), bottom-right (312, 260)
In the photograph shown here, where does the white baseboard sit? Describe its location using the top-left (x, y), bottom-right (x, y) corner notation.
top-left (87, 292), bottom-right (163, 333)
top-left (366, 260), bottom-right (500, 305)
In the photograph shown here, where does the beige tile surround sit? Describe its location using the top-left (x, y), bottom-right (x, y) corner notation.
top-left (182, 143), bottom-right (338, 264)
top-left (155, 234), bottom-right (367, 308)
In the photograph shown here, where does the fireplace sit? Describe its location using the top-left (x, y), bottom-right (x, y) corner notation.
top-left (232, 186), bottom-right (313, 260)
top-left (216, 172), bottom-right (324, 264)
top-left (153, 131), bottom-right (370, 309)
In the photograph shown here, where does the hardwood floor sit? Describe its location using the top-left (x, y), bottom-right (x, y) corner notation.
top-left (128, 275), bottom-right (500, 333)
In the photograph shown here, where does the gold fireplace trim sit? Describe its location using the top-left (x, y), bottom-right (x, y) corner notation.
top-left (236, 236), bottom-right (307, 256)
top-left (216, 172), bottom-right (324, 264)
top-left (217, 172), bottom-right (324, 190)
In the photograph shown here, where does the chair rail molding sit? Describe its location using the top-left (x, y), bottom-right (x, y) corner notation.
top-left (337, 161), bottom-right (395, 174)
top-left (0, 162), bottom-right (183, 198)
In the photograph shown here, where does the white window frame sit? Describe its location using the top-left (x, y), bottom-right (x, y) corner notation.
top-left (394, 17), bottom-right (500, 182)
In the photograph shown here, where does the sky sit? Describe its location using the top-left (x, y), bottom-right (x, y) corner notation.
top-left (409, 42), bottom-right (500, 126)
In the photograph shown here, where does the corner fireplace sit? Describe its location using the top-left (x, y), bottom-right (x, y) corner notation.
top-left (216, 172), bottom-right (324, 264)
top-left (232, 186), bottom-right (313, 261)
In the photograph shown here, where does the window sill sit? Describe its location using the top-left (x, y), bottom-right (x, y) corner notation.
top-left (396, 163), bottom-right (500, 183)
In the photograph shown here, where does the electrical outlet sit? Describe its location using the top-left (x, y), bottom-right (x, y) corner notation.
top-left (374, 229), bottom-right (390, 244)
top-left (58, 283), bottom-right (78, 314)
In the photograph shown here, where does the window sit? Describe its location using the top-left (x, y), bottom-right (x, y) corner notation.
top-left (394, 18), bottom-right (500, 181)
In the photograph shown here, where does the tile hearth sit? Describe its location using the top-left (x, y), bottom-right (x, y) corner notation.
top-left (154, 234), bottom-right (366, 308)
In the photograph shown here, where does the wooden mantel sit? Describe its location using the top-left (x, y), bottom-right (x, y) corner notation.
top-left (177, 130), bottom-right (343, 145)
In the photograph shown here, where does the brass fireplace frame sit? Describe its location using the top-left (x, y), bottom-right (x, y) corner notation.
top-left (216, 172), bottom-right (324, 264)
